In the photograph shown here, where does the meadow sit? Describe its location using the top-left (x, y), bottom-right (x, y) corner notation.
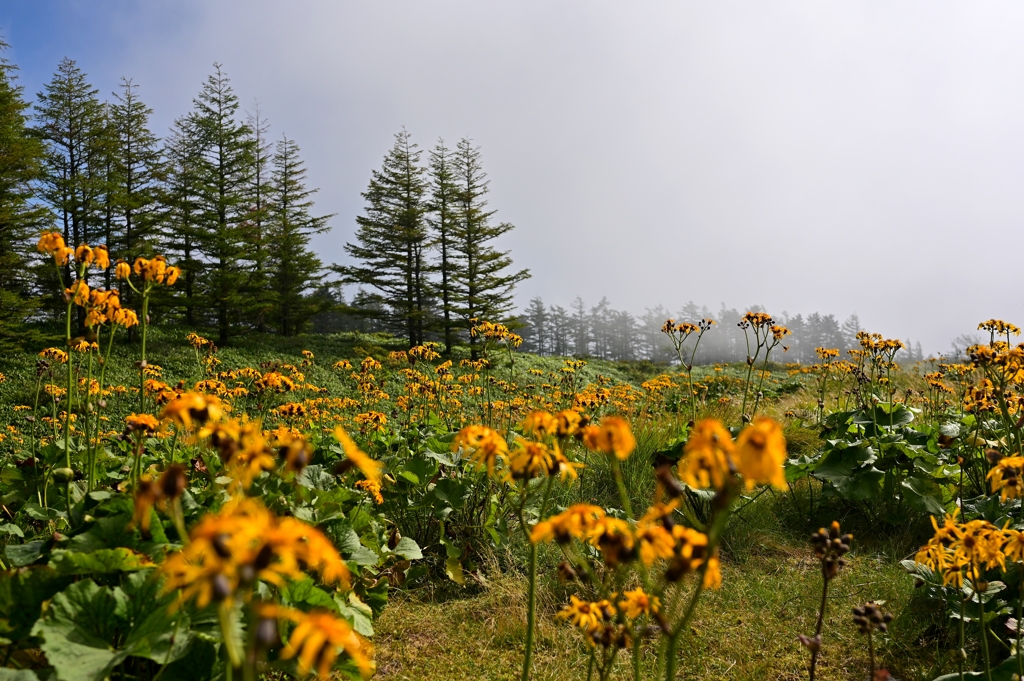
top-left (0, 238), bottom-right (1021, 681)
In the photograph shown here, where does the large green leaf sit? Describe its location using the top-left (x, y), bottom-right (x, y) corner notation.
top-left (813, 447), bottom-right (883, 501)
top-left (121, 570), bottom-right (192, 664)
top-left (281, 577), bottom-right (338, 611)
top-left (5, 540), bottom-right (46, 567)
top-left (49, 548), bottom-right (154, 576)
top-left (391, 536), bottom-right (423, 561)
top-left (32, 579), bottom-right (130, 681)
top-left (901, 477), bottom-right (947, 516)
top-left (0, 566), bottom-right (73, 644)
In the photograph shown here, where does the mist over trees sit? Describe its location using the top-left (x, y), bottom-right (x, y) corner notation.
top-left (0, 39), bottom-right (935, 364)
top-left (518, 296), bottom-right (926, 364)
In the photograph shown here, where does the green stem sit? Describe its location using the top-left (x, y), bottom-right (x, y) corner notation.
top-left (520, 475), bottom-right (556, 681)
top-left (664, 502), bottom-right (732, 680)
top-left (219, 602), bottom-right (242, 670)
top-left (977, 569), bottom-right (992, 681)
top-left (138, 290), bottom-right (150, 412)
top-left (611, 458), bottom-right (634, 520)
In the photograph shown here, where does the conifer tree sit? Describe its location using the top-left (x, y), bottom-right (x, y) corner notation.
top-left (187, 64), bottom-right (255, 343)
top-left (0, 39), bottom-right (48, 349)
top-left (339, 129), bottom-right (430, 346)
top-left (160, 116), bottom-right (204, 326)
top-left (267, 135), bottom-right (332, 335)
top-left (449, 138), bottom-right (529, 357)
top-left (107, 78), bottom-right (163, 297)
top-left (244, 102), bottom-right (273, 331)
top-left (33, 58), bottom-right (107, 323)
top-left (427, 139), bottom-right (459, 354)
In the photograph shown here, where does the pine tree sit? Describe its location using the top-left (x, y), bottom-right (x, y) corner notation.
top-left (33, 58), bottom-right (108, 323)
top-left (0, 39), bottom-right (49, 350)
top-left (267, 135), bottom-right (332, 336)
top-left (160, 116), bottom-right (205, 326)
top-left (426, 139), bottom-right (459, 354)
top-left (244, 102), bottom-right (273, 331)
top-left (449, 138), bottom-right (529, 357)
top-left (522, 296), bottom-right (549, 354)
top-left (108, 77), bottom-right (163, 298)
top-left (188, 64), bottom-right (256, 343)
top-left (338, 129), bottom-right (430, 346)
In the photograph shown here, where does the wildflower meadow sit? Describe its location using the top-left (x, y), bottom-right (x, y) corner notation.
top-left (0, 232), bottom-right (1021, 680)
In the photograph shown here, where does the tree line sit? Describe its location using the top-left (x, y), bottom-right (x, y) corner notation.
top-left (0, 37), bottom-right (530, 353)
top-left (0, 45), bottom-right (334, 348)
top-left (518, 296), bottom-right (926, 364)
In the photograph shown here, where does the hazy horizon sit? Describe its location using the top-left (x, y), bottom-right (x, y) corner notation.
top-left (4, 1), bottom-right (1022, 354)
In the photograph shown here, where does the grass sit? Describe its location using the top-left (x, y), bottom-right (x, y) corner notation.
top-left (0, 330), bottom-right (970, 680)
top-left (373, 485), bottom-right (949, 680)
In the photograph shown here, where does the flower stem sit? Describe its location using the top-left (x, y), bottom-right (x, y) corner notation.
top-left (520, 475), bottom-right (556, 681)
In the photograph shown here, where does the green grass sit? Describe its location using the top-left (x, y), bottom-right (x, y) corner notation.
top-left (0, 331), bottom-right (968, 680)
top-left (374, 486), bottom-right (951, 681)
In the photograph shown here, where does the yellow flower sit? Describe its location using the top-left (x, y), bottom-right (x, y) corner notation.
top-left (987, 455), bottom-right (1024, 502)
top-left (530, 504), bottom-right (606, 544)
top-left (554, 410), bottom-right (584, 437)
top-left (161, 496), bottom-right (350, 609)
top-left (678, 419), bottom-right (734, 490)
top-left (93, 244), bottom-right (110, 269)
top-left (523, 410), bottom-right (557, 438)
top-left (125, 413), bottom-right (160, 434)
top-left (636, 502), bottom-right (678, 566)
top-left (733, 417), bottom-right (787, 490)
top-left (334, 426), bottom-right (383, 484)
top-left (618, 588), bottom-right (660, 619)
top-left (39, 347), bottom-right (69, 364)
top-left (1005, 529), bottom-right (1024, 562)
top-left (160, 392), bottom-right (224, 430)
top-left (115, 259), bottom-right (131, 280)
top-left (258, 604), bottom-right (374, 679)
top-left (581, 416), bottom-right (636, 460)
top-left (702, 555), bottom-right (722, 589)
top-left (557, 596), bottom-right (614, 633)
top-left (506, 439), bottom-right (555, 481)
top-left (356, 479), bottom-right (384, 504)
top-left (75, 244), bottom-right (94, 266)
top-left (587, 516), bottom-right (635, 566)
top-left (453, 425), bottom-right (509, 478)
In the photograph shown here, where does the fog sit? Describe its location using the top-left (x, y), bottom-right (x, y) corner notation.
top-left (5, 1), bottom-right (1024, 353)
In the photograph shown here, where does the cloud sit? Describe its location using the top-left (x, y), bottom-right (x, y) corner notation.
top-left (5, 0), bottom-right (1024, 352)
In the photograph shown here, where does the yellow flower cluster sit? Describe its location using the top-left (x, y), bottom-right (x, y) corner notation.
top-left (256, 604), bottom-right (374, 679)
top-left (161, 496), bottom-right (350, 608)
top-left (557, 587), bottom-right (661, 647)
top-left (677, 417), bottom-right (787, 491)
top-left (531, 502), bottom-right (722, 586)
top-left (914, 512), bottom-right (1022, 588)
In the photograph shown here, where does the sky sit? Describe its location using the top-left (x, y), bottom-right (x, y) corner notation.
top-left (3, 1), bottom-right (1023, 353)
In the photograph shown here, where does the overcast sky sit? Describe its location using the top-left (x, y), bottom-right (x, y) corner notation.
top-left (3, 1), bottom-right (1022, 352)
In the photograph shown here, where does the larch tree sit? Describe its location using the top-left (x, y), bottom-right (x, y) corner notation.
top-left (0, 38), bottom-right (49, 350)
top-left (449, 138), bottom-right (530, 357)
top-left (267, 135), bottom-right (332, 336)
top-left (426, 139), bottom-right (459, 354)
top-left (188, 64), bottom-right (255, 343)
top-left (339, 129), bottom-right (430, 347)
